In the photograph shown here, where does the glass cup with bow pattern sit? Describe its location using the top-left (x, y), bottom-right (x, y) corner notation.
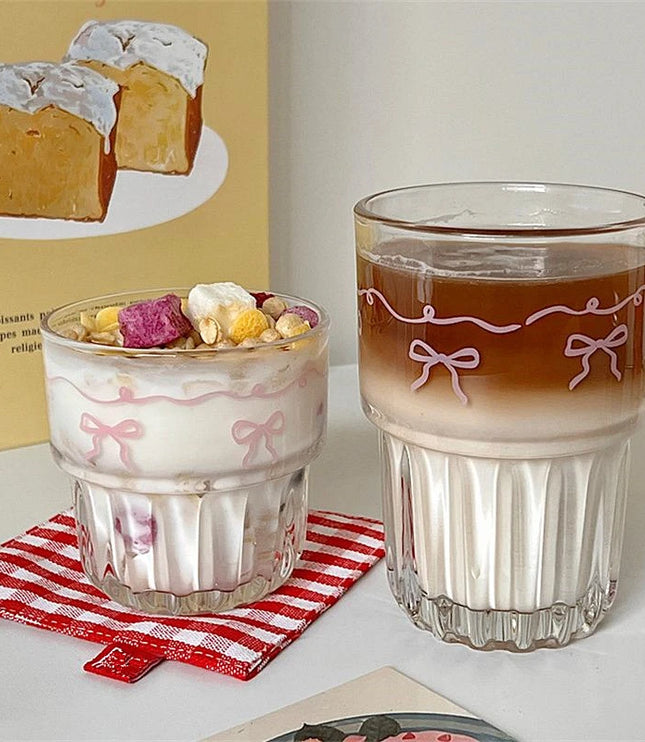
top-left (355, 182), bottom-right (645, 650)
top-left (41, 289), bottom-right (329, 615)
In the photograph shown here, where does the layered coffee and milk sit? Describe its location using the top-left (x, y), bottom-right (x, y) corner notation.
top-left (358, 239), bottom-right (645, 621)
top-left (358, 239), bottom-right (645, 456)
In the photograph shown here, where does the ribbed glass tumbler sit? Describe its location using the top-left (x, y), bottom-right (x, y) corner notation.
top-left (42, 289), bottom-right (329, 616)
top-left (355, 182), bottom-right (645, 650)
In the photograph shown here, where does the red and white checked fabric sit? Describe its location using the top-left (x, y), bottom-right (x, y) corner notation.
top-left (0, 509), bottom-right (384, 682)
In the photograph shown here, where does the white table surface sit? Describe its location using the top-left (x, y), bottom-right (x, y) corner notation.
top-left (1, 364), bottom-right (644, 742)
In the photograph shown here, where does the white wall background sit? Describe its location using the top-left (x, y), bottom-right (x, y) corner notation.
top-left (269, 1), bottom-right (645, 365)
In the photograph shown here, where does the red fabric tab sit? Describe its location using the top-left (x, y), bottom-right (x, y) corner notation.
top-left (0, 509), bottom-right (384, 682)
top-left (85, 643), bottom-right (165, 683)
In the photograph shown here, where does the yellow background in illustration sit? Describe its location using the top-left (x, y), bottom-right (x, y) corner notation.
top-left (0, 0), bottom-right (268, 450)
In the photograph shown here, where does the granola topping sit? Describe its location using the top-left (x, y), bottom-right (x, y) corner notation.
top-left (66, 282), bottom-right (319, 350)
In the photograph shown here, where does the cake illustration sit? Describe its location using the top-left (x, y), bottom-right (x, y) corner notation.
top-left (0, 62), bottom-right (119, 221)
top-left (294, 723), bottom-right (478, 742)
top-left (278, 713), bottom-right (515, 742)
top-left (66, 20), bottom-right (208, 175)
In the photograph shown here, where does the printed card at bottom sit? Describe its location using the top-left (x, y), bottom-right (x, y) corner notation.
top-left (205, 666), bottom-right (517, 742)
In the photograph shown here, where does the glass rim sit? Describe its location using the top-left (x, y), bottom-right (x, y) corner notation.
top-left (353, 181), bottom-right (645, 237)
top-left (40, 287), bottom-right (330, 357)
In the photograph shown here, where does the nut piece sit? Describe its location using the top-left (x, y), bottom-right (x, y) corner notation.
top-left (259, 328), bottom-right (281, 343)
top-left (89, 331), bottom-right (118, 346)
top-left (79, 311), bottom-right (96, 333)
top-left (171, 337), bottom-right (187, 349)
top-left (239, 337), bottom-right (259, 348)
top-left (261, 296), bottom-right (289, 320)
top-left (64, 322), bottom-right (89, 341)
top-left (166, 336), bottom-right (187, 349)
top-left (197, 317), bottom-right (222, 345)
top-left (284, 304), bottom-right (319, 328)
top-left (275, 312), bottom-right (310, 339)
top-left (215, 338), bottom-right (235, 349)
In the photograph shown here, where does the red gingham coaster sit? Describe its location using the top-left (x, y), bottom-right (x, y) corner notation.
top-left (0, 509), bottom-right (384, 682)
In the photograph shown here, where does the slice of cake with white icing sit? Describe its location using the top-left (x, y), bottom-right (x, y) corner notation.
top-left (66, 20), bottom-right (208, 175)
top-left (0, 62), bottom-right (119, 221)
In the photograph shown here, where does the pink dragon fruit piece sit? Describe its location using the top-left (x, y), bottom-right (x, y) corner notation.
top-left (119, 293), bottom-right (192, 348)
top-left (115, 513), bottom-right (158, 555)
top-left (281, 305), bottom-right (319, 328)
top-left (251, 291), bottom-right (274, 307)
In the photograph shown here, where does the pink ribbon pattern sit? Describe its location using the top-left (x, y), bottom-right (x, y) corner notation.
top-left (408, 339), bottom-right (480, 405)
top-left (358, 287), bottom-right (521, 334)
top-left (232, 411), bottom-right (286, 468)
top-left (564, 324), bottom-right (628, 390)
top-left (80, 413), bottom-right (143, 471)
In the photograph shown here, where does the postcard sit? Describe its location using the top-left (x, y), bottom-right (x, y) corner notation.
top-left (207, 667), bottom-right (517, 742)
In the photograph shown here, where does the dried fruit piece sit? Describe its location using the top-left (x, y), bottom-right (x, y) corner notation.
top-left (119, 293), bottom-right (192, 349)
top-left (229, 308), bottom-right (269, 344)
top-left (281, 304), bottom-right (319, 328)
top-left (94, 306), bottom-right (121, 333)
top-left (251, 291), bottom-right (274, 307)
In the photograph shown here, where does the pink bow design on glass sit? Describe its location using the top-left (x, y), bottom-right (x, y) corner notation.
top-left (232, 411), bottom-right (286, 468)
top-left (408, 339), bottom-right (480, 405)
top-left (80, 413), bottom-right (143, 471)
top-left (564, 324), bottom-right (628, 390)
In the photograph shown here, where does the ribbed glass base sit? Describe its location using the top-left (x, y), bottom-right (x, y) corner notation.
top-left (86, 559), bottom-right (296, 616)
top-left (390, 570), bottom-right (615, 651)
top-left (380, 431), bottom-right (630, 650)
top-left (74, 467), bottom-right (308, 616)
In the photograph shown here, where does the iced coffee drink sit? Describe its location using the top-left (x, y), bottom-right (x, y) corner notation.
top-left (355, 182), bottom-right (645, 650)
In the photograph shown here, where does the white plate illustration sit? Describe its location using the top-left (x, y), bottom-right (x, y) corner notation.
top-left (0, 126), bottom-right (228, 241)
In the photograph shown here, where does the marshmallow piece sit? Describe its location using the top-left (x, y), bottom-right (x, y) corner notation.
top-left (119, 293), bottom-right (192, 348)
top-left (186, 282), bottom-right (256, 338)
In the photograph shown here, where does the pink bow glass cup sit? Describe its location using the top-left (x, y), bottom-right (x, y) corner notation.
top-left (355, 182), bottom-right (645, 650)
top-left (41, 289), bottom-right (329, 615)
